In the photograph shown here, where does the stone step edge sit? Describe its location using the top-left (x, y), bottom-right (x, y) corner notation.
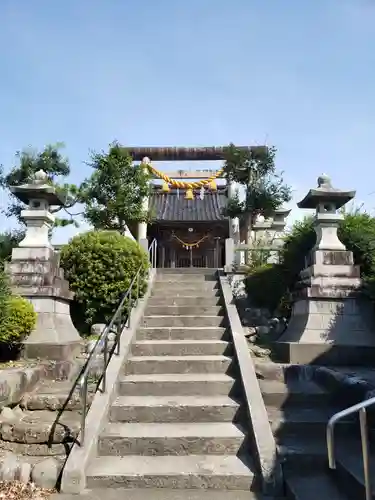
top-left (111, 395), bottom-right (240, 406)
top-left (100, 421), bottom-right (247, 438)
top-left (138, 326), bottom-right (226, 330)
top-left (119, 373), bottom-right (235, 381)
top-left (133, 340), bottom-right (230, 345)
top-left (127, 355), bottom-right (232, 361)
top-left (86, 454), bottom-right (255, 477)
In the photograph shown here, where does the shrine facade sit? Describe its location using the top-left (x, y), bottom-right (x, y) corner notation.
top-left (147, 184), bottom-right (229, 268)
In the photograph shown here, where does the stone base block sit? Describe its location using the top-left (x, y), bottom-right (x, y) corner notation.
top-left (273, 341), bottom-right (375, 367)
top-left (278, 297), bottom-right (375, 345)
top-left (23, 295), bottom-right (82, 361)
top-left (23, 341), bottom-right (82, 361)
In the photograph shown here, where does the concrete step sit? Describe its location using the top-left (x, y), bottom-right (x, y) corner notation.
top-left (277, 434), bottom-right (330, 472)
top-left (86, 454), bottom-right (255, 490)
top-left (254, 360), bottom-right (291, 381)
top-left (284, 472), bottom-right (345, 500)
top-left (124, 355), bottom-right (232, 375)
top-left (334, 438), bottom-right (375, 500)
top-left (152, 282), bottom-right (219, 294)
top-left (136, 326), bottom-right (227, 341)
top-left (118, 373), bottom-right (236, 396)
top-left (151, 289), bottom-right (221, 299)
top-left (145, 305), bottom-right (223, 316)
top-left (268, 406), bottom-right (354, 439)
top-left (142, 316), bottom-right (225, 328)
top-left (98, 422), bottom-right (246, 456)
top-left (259, 379), bottom-right (331, 408)
top-left (158, 268), bottom-right (217, 275)
top-left (148, 296), bottom-right (221, 307)
top-left (131, 340), bottom-right (232, 357)
top-left (55, 488), bottom-right (273, 500)
top-left (155, 274), bottom-right (217, 282)
top-left (109, 395), bottom-right (241, 423)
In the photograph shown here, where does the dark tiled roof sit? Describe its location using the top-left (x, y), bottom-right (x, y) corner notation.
top-left (149, 187), bottom-right (228, 222)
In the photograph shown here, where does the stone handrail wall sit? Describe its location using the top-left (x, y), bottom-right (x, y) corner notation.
top-left (219, 273), bottom-right (283, 496)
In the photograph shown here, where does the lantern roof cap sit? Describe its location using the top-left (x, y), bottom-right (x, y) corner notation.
top-left (10, 169), bottom-right (66, 206)
top-left (297, 174), bottom-right (355, 209)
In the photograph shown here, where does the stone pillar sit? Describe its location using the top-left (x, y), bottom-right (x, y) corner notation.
top-left (252, 216), bottom-right (273, 243)
top-left (227, 180), bottom-right (241, 268)
top-left (277, 175), bottom-right (375, 365)
top-left (225, 238), bottom-right (234, 272)
top-left (6, 170), bottom-right (81, 360)
top-left (138, 157), bottom-right (150, 250)
top-left (269, 208), bottom-right (291, 262)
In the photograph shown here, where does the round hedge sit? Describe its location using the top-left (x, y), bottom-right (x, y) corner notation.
top-left (0, 295), bottom-right (36, 345)
top-left (60, 231), bottom-right (150, 326)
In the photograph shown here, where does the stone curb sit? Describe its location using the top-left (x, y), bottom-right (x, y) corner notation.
top-left (60, 269), bottom-right (157, 494)
top-left (219, 274), bottom-right (283, 497)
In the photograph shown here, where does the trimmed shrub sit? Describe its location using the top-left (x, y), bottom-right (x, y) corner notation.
top-left (244, 263), bottom-right (289, 313)
top-left (60, 230), bottom-right (150, 328)
top-left (0, 295), bottom-right (36, 345)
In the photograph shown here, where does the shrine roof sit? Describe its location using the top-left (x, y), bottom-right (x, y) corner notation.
top-left (149, 186), bottom-right (228, 222)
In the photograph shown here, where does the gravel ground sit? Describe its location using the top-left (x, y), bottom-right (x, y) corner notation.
top-left (0, 481), bottom-right (54, 499)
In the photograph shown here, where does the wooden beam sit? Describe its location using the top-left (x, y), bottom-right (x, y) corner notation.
top-left (151, 170), bottom-right (223, 179)
top-left (123, 146), bottom-right (267, 162)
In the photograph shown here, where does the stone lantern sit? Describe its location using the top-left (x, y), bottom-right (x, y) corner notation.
top-left (6, 170), bottom-right (82, 360)
top-left (276, 175), bottom-right (375, 365)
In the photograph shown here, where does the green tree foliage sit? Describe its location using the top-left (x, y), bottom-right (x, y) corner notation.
top-left (245, 210), bottom-right (375, 314)
top-left (60, 230), bottom-right (149, 329)
top-left (0, 230), bottom-right (24, 264)
top-left (80, 143), bottom-right (151, 234)
top-left (0, 143), bottom-right (80, 229)
top-left (223, 144), bottom-right (292, 243)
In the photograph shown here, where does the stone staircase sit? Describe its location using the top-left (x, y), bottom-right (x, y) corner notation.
top-left (256, 360), bottom-right (375, 499)
top-left (83, 269), bottom-right (260, 495)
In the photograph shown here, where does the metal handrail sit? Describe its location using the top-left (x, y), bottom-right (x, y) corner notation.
top-left (79, 238), bottom-right (157, 445)
top-left (327, 396), bottom-right (375, 500)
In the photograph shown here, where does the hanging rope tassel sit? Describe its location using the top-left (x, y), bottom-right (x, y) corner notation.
top-left (185, 188), bottom-right (194, 200)
top-left (162, 181), bottom-right (170, 193)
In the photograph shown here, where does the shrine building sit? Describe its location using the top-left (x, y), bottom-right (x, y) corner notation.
top-left (125, 146), bottom-right (270, 269)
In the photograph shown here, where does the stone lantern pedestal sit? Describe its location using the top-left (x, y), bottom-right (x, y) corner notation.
top-left (276, 175), bottom-right (375, 365)
top-left (5, 170), bottom-right (82, 360)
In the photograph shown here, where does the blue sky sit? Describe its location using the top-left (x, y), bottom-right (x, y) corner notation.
top-left (0, 0), bottom-right (374, 243)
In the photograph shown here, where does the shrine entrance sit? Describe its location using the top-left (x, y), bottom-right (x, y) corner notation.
top-left (148, 222), bottom-right (227, 269)
top-left (163, 231), bottom-right (224, 269)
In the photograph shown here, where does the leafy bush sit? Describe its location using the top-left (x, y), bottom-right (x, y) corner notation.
top-left (0, 269), bottom-right (10, 319)
top-left (245, 210), bottom-right (375, 314)
top-left (244, 263), bottom-right (289, 313)
top-left (60, 230), bottom-right (150, 327)
top-left (0, 295), bottom-right (36, 345)
top-left (0, 230), bottom-right (24, 265)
